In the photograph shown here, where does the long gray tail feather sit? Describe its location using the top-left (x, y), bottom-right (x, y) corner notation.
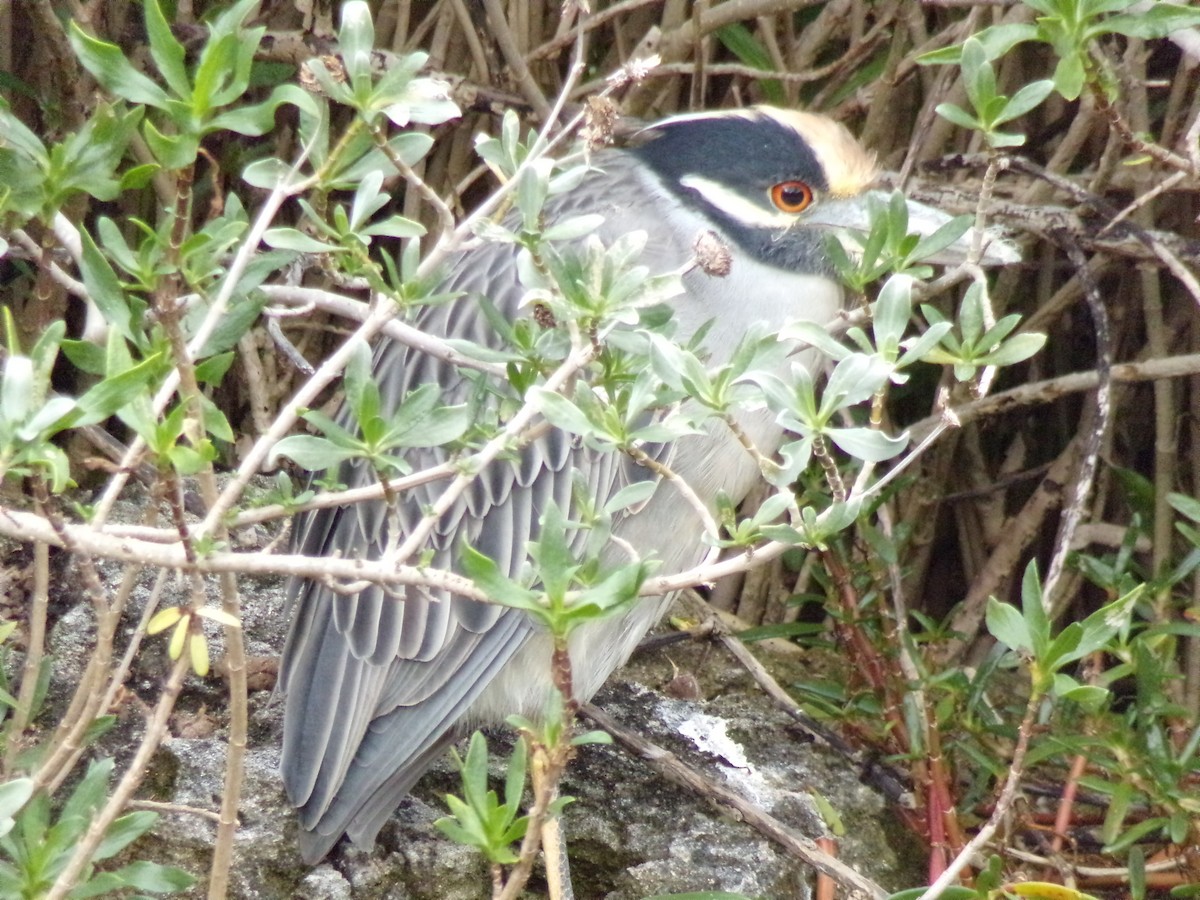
top-left (296, 737), bottom-right (453, 865)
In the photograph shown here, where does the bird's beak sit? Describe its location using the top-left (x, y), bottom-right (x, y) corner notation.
top-left (804, 189), bottom-right (1021, 267)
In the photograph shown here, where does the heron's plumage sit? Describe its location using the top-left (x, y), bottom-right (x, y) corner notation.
top-left (281, 107), bottom-right (868, 862)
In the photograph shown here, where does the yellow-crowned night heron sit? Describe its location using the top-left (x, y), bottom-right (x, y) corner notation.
top-left (280, 106), bottom-right (968, 862)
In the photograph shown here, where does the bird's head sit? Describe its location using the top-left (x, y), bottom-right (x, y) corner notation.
top-left (624, 106), bottom-right (1015, 274)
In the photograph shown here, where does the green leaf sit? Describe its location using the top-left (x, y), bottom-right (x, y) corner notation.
top-left (820, 353), bottom-right (891, 414)
top-left (361, 214), bottom-right (426, 240)
top-left (460, 543), bottom-right (540, 610)
top-left (1102, 815), bottom-right (1169, 854)
top-left (241, 157), bottom-right (301, 191)
top-left (501, 737), bottom-right (528, 824)
top-left (542, 214), bottom-right (605, 242)
top-left (1020, 559), bottom-right (1050, 662)
top-left (779, 321), bottom-right (851, 359)
top-left (92, 810), bottom-right (158, 860)
top-left (61, 758), bottom-right (113, 825)
top-left (827, 426), bottom-right (909, 462)
top-left (335, 133), bottom-right (436, 186)
top-left (1052, 678), bottom-right (1108, 711)
top-left (338, 0), bottom-right (377, 95)
top-left (119, 161), bottom-right (160, 190)
top-left (269, 435), bottom-right (359, 470)
top-left (342, 339), bottom-right (377, 427)
top-left (961, 39), bottom-right (996, 113)
top-left (209, 94), bottom-right (291, 136)
top-left (917, 23), bottom-right (1038, 65)
top-left (144, 0), bottom-right (190, 99)
top-left (0, 106), bottom-right (48, 163)
top-left (985, 597), bottom-right (1030, 654)
top-left (885, 889), bottom-right (980, 900)
top-left (348, 170), bottom-right (388, 231)
top-left (460, 731), bottom-right (489, 809)
top-left (79, 229), bottom-right (136, 347)
top-left (716, 23), bottom-right (785, 104)
top-left (95, 216), bottom-right (140, 277)
top-left (166, 441), bottom-right (214, 476)
top-left (535, 389), bottom-right (598, 438)
top-left (435, 732), bottom-right (526, 865)
top-left (1071, 584), bottom-right (1140, 659)
top-left (1128, 846), bottom-right (1146, 900)
top-left (897, 322), bottom-right (953, 368)
top-left (199, 394), bottom-right (234, 444)
top-left (298, 410), bottom-right (360, 449)
top-left (20, 397), bottom-right (77, 441)
top-left (575, 562), bottom-right (651, 618)
top-left (204, 10), bottom-right (264, 107)
top-left (435, 802), bottom-right (480, 845)
top-left (985, 130), bottom-right (1027, 149)
top-left (142, 118), bottom-right (200, 170)
top-left (0, 779), bottom-right (33, 828)
top-left (571, 730), bottom-right (613, 746)
top-left (192, 33), bottom-right (238, 113)
top-left (262, 227), bottom-right (340, 253)
top-left (0, 354), bottom-right (35, 426)
top-left (52, 103), bottom-right (143, 205)
top-left (1102, 5), bottom-right (1200, 39)
top-left (531, 500), bottom-right (576, 605)
top-left (1053, 51), bottom-right (1087, 101)
top-left (958, 281), bottom-right (986, 347)
top-left (1045, 621), bottom-right (1083, 669)
top-left (71, 350), bottom-right (164, 429)
top-left (935, 103), bottom-right (980, 133)
top-left (997, 79), bottom-right (1055, 124)
top-left (382, 81), bottom-right (459, 128)
top-left (194, 352), bottom-right (236, 386)
top-left (604, 480), bottom-right (658, 514)
top-left (515, 158), bottom-right (552, 229)
top-left (977, 313), bottom-right (1021, 350)
top-left (384, 396), bottom-right (470, 449)
top-left (101, 859), bottom-right (195, 892)
top-left (302, 56), bottom-right (355, 107)
top-left (194, 293), bottom-right (268, 358)
top-left (1169, 492), bottom-right (1200, 524)
top-left (978, 332), bottom-right (1046, 367)
top-left (68, 23), bottom-right (170, 108)
top-left (871, 275), bottom-right (914, 351)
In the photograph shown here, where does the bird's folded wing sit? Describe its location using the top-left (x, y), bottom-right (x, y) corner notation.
top-left (280, 160), bottom-right (693, 859)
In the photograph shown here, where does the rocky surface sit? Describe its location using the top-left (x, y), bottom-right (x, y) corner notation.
top-left (30, 490), bottom-right (921, 899)
top-left (121, 587), bottom-right (922, 898)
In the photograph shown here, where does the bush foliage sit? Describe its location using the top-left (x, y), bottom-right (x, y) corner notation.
top-left (1, 0), bottom-right (1200, 898)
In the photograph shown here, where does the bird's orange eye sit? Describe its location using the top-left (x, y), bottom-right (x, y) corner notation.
top-left (770, 180), bottom-right (814, 213)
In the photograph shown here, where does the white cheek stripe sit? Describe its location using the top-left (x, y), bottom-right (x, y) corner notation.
top-left (679, 174), bottom-right (800, 230)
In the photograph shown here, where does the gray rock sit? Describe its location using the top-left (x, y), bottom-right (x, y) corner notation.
top-left (37, 498), bottom-right (920, 899)
top-left (158, 615), bottom-right (921, 898)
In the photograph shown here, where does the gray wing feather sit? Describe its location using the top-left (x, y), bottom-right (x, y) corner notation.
top-left (280, 154), bottom-right (689, 862)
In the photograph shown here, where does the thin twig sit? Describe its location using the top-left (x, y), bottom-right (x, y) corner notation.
top-left (626, 445), bottom-right (723, 554)
top-left (5, 531), bottom-right (49, 774)
top-left (92, 146), bottom-right (318, 529)
top-left (479, 0), bottom-right (551, 120)
top-left (909, 352), bottom-right (1200, 441)
top-left (259, 284), bottom-right (510, 377)
top-left (915, 691), bottom-right (1041, 900)
top-left (46, 654), bottom-right (193, 900)
top-left (127, 799), bottom-right (223, 824)
top-left (1041, 232), bottom-right (1111, 608)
